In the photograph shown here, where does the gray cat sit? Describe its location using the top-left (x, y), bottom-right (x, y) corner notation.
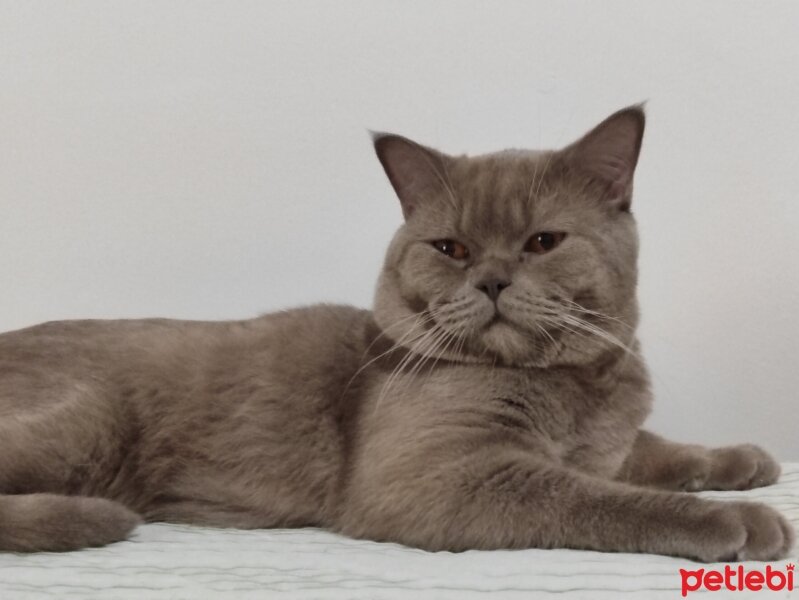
top-left (0, 107), bottom-right (793, 561)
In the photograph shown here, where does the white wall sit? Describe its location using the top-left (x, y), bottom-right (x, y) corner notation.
top-left (1, 1), bottom-right (797, 459)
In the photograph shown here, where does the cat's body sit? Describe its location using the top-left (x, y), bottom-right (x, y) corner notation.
top-left (0, 309), bottom-right (369, 530)
top-left (0, 107), bottom-right (793, 560)
top-left (0, 306), bottom-right (646, 539)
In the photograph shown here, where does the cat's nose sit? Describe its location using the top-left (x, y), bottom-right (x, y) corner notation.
top-left (475, 278), bottom-right (511, 302)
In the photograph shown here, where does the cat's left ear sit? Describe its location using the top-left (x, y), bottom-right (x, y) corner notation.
top-left (562, 105), bottom-right (645, 210)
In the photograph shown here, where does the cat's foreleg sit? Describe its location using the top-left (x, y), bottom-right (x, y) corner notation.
top-left (342, 452), bottom-right (793, 561)
top-left (617, 430), bottom-right (780, 491)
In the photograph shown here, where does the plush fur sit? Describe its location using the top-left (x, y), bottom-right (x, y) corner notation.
top-left (0, 107), bottom-right (793, 560)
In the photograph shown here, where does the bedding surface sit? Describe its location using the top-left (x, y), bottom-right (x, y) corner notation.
top-left (2, 464), bottom-right (797, 599)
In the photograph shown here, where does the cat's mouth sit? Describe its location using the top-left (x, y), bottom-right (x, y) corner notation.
top-left (486, 313), bottom-right (505, 327)
top-left (487, 308), bottom-right (564, 345)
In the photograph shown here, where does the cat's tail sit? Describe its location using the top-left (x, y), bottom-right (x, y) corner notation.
top-left (0, 493), bottom-right (141, 552)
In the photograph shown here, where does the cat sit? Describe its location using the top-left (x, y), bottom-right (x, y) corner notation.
top-left (0, 106), bottom-right (793, 561)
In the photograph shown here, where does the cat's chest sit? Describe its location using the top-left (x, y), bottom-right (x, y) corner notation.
top-left (410, 364), bottom-right (647, 472)
top-left (465, 368), bottom-right (603, 436)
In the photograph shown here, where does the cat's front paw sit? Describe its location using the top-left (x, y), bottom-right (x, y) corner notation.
top-left (695, 502), bottom-right (794, 562)
top-left (705, 444), bottom-right (780, 491)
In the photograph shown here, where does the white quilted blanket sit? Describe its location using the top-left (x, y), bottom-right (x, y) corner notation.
top-left (2, 464), bottom-right (797, 599)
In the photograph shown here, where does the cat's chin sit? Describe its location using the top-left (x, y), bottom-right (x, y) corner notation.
top-left (479, 320), bottom-right (556, 368)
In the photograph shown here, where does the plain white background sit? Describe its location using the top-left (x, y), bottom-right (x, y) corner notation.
top-left (1, 1), bottom-right (797, 459)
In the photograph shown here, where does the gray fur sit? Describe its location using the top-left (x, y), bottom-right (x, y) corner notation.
top-left (0, 107), bottom-right (793, 560)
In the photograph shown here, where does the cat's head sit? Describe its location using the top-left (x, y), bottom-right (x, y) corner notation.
top-left (372, 106), bottom-right (644, 368)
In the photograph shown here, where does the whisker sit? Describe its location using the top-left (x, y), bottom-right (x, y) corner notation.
top-left (416, 147), bottom-right (459, 214)
top-left (373, 323), bottom-right (443, 416)
top-left (534, 151), bottom-right (555, 198)
top-left (419, 326), bottom-right (468, 389)
top-left (539, 315), bottom-right (589, 341)
top-left (560, 299), bottom-right (633, 330)
top-left (357, 310), bottom-right (434, 363)
top-left (405, 326), bottom-right (456, 387)
top-left (342, 311), bottom-right (437, 401)
top-left (557, 314), bottom-right (641, 359)
top-left (535, 323), bottom-right (558, 348)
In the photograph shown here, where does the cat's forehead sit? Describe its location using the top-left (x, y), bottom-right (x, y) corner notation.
top-left (443, 150), bottom-right (571, 242)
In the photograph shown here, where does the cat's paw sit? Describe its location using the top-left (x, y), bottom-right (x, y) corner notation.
top-left (677, 444), bottom-right (779, 492)
top-left (694, 502), bottom-right (794, 562)
top-left (672, 452), bottom-right (713, 491)
top-left (4, 494), bottom-right (142, 552)
top-left (705, 444), bottom-right (780, 491)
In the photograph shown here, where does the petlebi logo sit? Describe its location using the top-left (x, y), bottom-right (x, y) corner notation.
top-left (680, 563), bottom-right (794, 596)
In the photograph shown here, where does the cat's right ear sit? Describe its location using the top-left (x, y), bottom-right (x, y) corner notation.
top-left (372, 133), bottom-right (449, 220)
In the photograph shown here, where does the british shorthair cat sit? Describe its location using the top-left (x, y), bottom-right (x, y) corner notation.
top-left (0, 106), bottom-right (792, 561)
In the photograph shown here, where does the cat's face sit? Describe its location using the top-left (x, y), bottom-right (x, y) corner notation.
top-left (373, 107), bottom-right (644, 367)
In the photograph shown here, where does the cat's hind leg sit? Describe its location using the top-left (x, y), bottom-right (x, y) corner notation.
top-left (617, 430), bottom-right (780, 491)
top-left (0, 376), bottom-right (130, 496)
top-left (0, 493), bottom-right (141, 552)
top-left (0, 378), bottom-right (142, 551)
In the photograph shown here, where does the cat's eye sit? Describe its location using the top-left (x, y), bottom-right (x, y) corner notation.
top-left (525, 232), bottom-right (567, 254)
top-left (432, 239), bottom-right (469, 260)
